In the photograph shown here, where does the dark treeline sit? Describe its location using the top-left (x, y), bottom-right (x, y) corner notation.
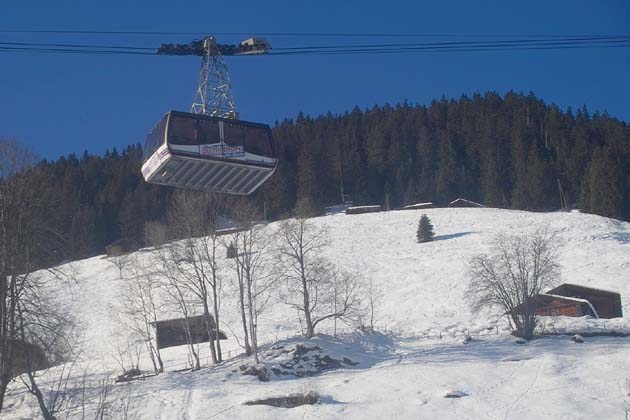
top-left (18, 91), bottom-right (630, 264)
top-left (265, 91), bottom-right (630, 219)
top-left (25, 146), bottom-right (172, 262)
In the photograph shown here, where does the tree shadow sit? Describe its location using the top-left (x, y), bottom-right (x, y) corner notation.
top-left (395, 335), bottom-right (630, 366)
top-left (611, 231), bottom-right (630, 243)
top-left (319, 395), bottom-right (349, 405)
top-left (434, 231), bottom-right (477, 241)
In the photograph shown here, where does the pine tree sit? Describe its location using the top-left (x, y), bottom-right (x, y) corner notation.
top-left (416, 214), bottom-right (435, 243)
top-left (226, 242), bottom-right (237, 259)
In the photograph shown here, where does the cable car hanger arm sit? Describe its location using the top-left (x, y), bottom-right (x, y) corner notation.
top-left (157, 36), bottom-right (271, 56)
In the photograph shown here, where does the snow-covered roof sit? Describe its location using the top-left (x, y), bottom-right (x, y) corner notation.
top-left (448, 198), bottom-right (485, 207)
top-left (540, 293), bottom-right (591, 304)
top-left (402, 202), bottom-right (433, 209)
top-left (548, 283), bottom-right (620, 297)
top-left (347, 205), bottom-right (382, 210)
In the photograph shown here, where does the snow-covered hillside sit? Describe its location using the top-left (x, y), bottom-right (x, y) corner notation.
top-left (4, 208), bottom-right (630, 419)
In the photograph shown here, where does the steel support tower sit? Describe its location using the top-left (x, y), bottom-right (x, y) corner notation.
top-left (191, 37), bottom-right (238, 119)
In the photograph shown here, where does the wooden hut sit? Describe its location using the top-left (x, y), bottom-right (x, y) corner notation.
top-left (105, 238), bottom-right (139, 257)
top-left (152, 315), bottom-right (227, 350)
top-left (516, 283), bottom-right (623, 319)
top-left (546, 284), bottom-right (623, 318)
top-left (10, 340), bottom-right (49, 378)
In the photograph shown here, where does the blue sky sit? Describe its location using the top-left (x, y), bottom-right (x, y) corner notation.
top-left (1, 0), bottom-right (629, 160)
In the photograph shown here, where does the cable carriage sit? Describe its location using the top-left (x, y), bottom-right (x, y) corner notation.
top-left (142, 111), bottom-right (277, 194)
top-left (141, 36), bottom-right (277, 195)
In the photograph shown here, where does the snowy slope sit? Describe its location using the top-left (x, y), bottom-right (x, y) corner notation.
top-left (4, 207), bottom-right (630, 419)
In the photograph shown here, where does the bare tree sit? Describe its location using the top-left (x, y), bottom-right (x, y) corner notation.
top-left (71, 371), bottom-right (138, 420)
top-left (466, 227), bottom-right (561, 340)
top-left (155, 248), bottom-right (201, 370)
top-left (19, 337), bottom-right (80, 420)
top-left (0, 139), bottom-right (68, 414)
top-left (111, 256), bottom-right (164, 374)
top-left (0, 138), bottom-right (34, 412)
top-left (157, 191), bottom-right (225, 364)
top-left (92, 377), bottom-right (113, 420)
top-left (229, 204), bottom-right (276, 363)
top-left (13, 267), bottom-right (81, 420)
top-left (363, 276), bottom-right (382, 331)
top-left (109, 254), bottom-right (131, 280)
top-left (278, 217), bottom-right (362, 338)
top-left (230, 236), bottom-right (251, 356)
top-left (110, 322), bottom-right (143, 375)
top-left (226, 202), bottom-right (256, 357)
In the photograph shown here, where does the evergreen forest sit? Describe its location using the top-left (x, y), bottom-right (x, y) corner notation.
top-left (14, 91), bottom-right (630, 265)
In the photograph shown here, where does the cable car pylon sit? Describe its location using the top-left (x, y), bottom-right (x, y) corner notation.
top-left (158, 35), bottom-right (271, 119)
top-left (191, 36), bottom-right (237, 119)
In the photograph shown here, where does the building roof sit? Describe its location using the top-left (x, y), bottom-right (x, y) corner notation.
top-left (347, 205), bottom-right (382, 210)
top-left (540, 293), bottom-right (591, 304)
top-left (547, 283), bottom-right (620, 298)
top-left (403, 202), bottom-right (433, 208)
top-left (448, 198), bottom-right (485, 208)
top-left (105, 237), bottom-right (138, 249)
top-left (151, 313), bottom-right (208, 324)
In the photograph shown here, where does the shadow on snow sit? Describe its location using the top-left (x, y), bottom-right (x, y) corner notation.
top-left (433, 231), bottom-right (477, 241)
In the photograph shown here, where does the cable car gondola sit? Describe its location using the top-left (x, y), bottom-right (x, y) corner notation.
top-left (141, 110), bottom-right (277, 195)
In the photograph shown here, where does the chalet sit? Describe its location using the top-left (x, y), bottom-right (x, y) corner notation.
top-left (546, 284), bottom-right (623, 319)
top-left (105, 238), bottom-right (139, 257)
top-left (517, 283), bottom-right (623, 319)
top-left (448, 198), bottom-right (485, 208)
top-left (152, 314), bottom-right (227, 350)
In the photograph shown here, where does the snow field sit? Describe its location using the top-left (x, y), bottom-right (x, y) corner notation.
top-left (3, 207), bottom-right (630, 419)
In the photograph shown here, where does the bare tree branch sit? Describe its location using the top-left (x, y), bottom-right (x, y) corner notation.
top-left (277, 217), bottom-right (361, 338)
top-left (466, 227), bottom-right (561, 339)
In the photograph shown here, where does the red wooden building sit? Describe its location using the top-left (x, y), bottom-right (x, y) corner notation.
top-left (546, 284), bottom-right (623, 319)
top-left (521, 283), bottom-right (623, 319)
top-left (530, 294), bottom-right (598, 317)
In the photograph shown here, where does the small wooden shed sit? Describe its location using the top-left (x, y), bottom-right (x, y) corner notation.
top-left (10, 340), bottom-right (49, 378)
top-left (152, 314), bottom-right (227, 350)
top-left (346, 205), bottom-right (382, 215)
top-left (105, 238), bottom-right (139, 257)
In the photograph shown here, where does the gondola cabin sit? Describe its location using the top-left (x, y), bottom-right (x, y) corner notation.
top-left (142, 111), bottom-right (277, 195)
